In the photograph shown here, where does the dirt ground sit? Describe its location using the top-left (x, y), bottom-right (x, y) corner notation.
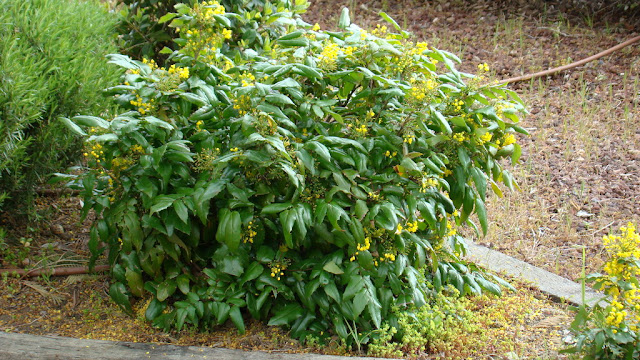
top-left (2, 0), bottom-right (640, 358)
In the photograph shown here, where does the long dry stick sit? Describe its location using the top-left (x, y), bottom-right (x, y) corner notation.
top-left (498, 34), bottom-right (640, 85)
top-left (0, 265), bottom-right (110, 277)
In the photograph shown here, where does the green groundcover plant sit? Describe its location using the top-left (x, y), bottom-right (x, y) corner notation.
top-left (0, 0), bottom-right (122, 211)
top-left (62, 0), bottom-right (527, 347)
top-left (564, 223), bottom-right (640, 359)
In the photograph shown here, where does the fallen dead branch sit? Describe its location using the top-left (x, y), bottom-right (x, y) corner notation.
top-left (0, 265), bottom-right (110, 277)
top-left (499, 34), bottom-right (640, 84)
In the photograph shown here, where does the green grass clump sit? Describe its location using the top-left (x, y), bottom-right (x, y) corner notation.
top-left (0, 0), bottom-right (122, 212)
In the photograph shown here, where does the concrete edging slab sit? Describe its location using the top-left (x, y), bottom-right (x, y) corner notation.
top-left (0, 331), bottom-right (383, 360)
top-left (465, 241), bottom-right (602, 307)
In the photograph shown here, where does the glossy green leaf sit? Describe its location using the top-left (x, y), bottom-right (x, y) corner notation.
top-left (338, 8), bottom-right (350, 29)
top-left (322, 261), bottom-right (344, 275)
top-left (59, 117), bottom-right (86, 136)
top-left (220, 257), bottom-right (244, 277)
top-left (176, 274), bottom-right (190, 294)
top-left (109, 282), bottom-right (132, 314)
top-left (240, 261), bottom-right (264, 285)
top-left (216, 209), bottom-right (242, 251)
top-left (324, 282), bottom-right (341, 302)
top-left (145, 298), bottom-right (165, 321)
top-left (268, 304), bottom-right (304, 326)
top-left (173, 200), bottom-right (189, 224)
top-left (352, 289), bottom-right (368, 318)
top-left (150, 196), bottom-right (175, 215)
top-left (343, 276), bottom-right (364, 301)
top-left (266, 93), bottom-right (294, 106)
top-left (475, 197), bottom-right (488, 236)
top-left (229, 306), bottom-right (246, 334)
top-left (125, 268), bottom-right (144, 297)
top-left (157, 279), bottom-right (177, 302)
top-left (379, 11), bottom-right (402, 31)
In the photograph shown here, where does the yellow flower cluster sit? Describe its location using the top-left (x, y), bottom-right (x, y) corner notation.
top-left (446, 222), bottom-right (457, 237)
top-left (270, 263), bottom-right (286, 281)
top-left (359, 30), bottom-right (368, 41)
top-left (502, 133), bottom-right (516, 146)
top-left (130, 95), bottom-right (155, 115)
top-left (182, 19), bottom-right (228, 63)
top-left (111, 157), bottom-right (134, 171)
top-left (384, 150), bottom-right (397, 157)
top-left (240, 72), bottom-right (256, 87)
top-left (452, 132), bottom-right (467, 143)
top-left (312, 23), bottom-right (321, 31)
top-left (395, 221), bottom-right (419, 235)
top-left (243, 221), bottom-right (258, 244)
top-left (420, 177), bottom-right (438, 193)
top-left (371, 24), bottom-right (388, 37)
top-left (477, 132), bottom-right (492, 145)
top-left (357, 236), bottom-right (371, 252)
top-left (355, 124), bottom-right (368, 136)
top-left (452, 99), bottom-right (464, 112)
top-left (599, 223), bottom-right (640, 331)
top-left (381, 253), bottom-right (396, 262)
top-left (128, 58), bottom-right (156, 75)
top-left (606, 300), bottom-right (627, 327)
top-left (142, 58), bottom-right (158, 71)
top-left (167, 64), bottom-right (189, 79)
top-left (408, 42), bottom-right (429, 56)
top-left (405, 221), bottom-right (419, 233)
top-left (392, 42), bottom-right (431, 74)
top-left (343, 46), bottom-right (355, 57)
top-left (368, 191), bottom-right (381, 201)
top-left (350, 237), bottom-right (372, 262)
top-left (198, 0), bottom-right (225, 21)
top-left (477, 62), bottom-right (489, 72)
top-left (233, 94), bottom-right (251, 115)
top-left (84, 143), bottom-right (104, 164)
top-left (407, 77), bottom-right (437, 103)
top-left (130, 145), bottom-right (145, 154)
top-left (318, 43), bottom-right (340, 71)
top-left (403, 135), bottom-right (415, 144)
top-left (494, 102), bottom-right (515, 119)
top-left (603, 223), bottom-right (640, 284)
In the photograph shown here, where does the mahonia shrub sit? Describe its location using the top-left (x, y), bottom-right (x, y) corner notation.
top-left (564, 223), bottom-right (640, 359)
top-left (0, 0), bottom-right (122, 211)
top-left (63, 1), bottom-right (526, 346)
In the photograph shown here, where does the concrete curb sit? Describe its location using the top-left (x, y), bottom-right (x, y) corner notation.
top-left (465, 241), bottom-right (603, 307)
top-left (0, 331), bottom-right (383, 360)
top-left (0, 244), bottom-right (603, 359)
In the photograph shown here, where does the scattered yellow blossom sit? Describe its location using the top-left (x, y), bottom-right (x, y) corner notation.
top-left (477, 62), bottom-right (489, 72)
